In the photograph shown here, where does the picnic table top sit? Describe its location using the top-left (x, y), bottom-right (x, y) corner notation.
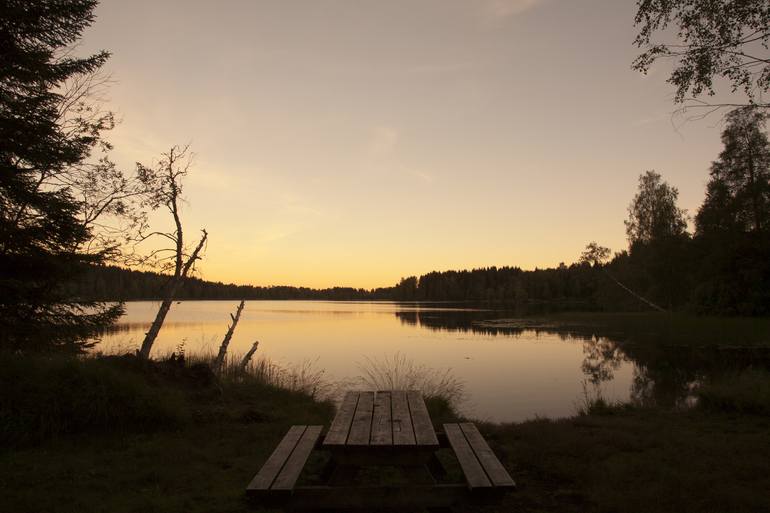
top-left (323, 390), bottom-right (439, 448)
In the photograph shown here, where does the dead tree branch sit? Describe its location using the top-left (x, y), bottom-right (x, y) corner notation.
top-left (214, 300), bottom-right (246, 373)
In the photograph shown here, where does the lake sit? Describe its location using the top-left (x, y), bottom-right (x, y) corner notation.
top-left (101, 300), bottom-right (640, 422)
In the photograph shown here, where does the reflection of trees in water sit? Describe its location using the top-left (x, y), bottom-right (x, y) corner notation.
top-left (395, 310), bottom-right (596, 340)
top-left (398, 310), bottom-right (631, 387)
top-left (397, 309), bottom-right (770, 409)
top-left (395, 310), bottom-right (506, 335)
top-left (100, 322), bottom-right (151, 334)
top-left (630, 365), bottom-right (700, 409)
top-left (581, 336), bottom-right (627, 385)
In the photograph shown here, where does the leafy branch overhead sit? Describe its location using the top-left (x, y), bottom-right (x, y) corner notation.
top-left (633, 0), bottom-right (770, 106)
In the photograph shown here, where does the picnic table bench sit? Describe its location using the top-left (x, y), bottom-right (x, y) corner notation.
top-left (247, 390), bottom-right (514, 511)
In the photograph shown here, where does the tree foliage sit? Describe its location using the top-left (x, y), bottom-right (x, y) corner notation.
top-left (625, 170), bottom-right (688, 246)
top-left (633, 0), bottom-right (770, 106)
top-left (697, 107), bottom-right (770, 235)
top-left (692, 107), bottom-right (770, 314)
top-left (0, 0), bottom-right (127, 351)
top-left (579, 242), bottom-right (611, 267)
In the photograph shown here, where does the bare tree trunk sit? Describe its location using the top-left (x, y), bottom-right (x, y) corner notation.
top-left (239, 341), bottom-right (260, 373)
top-left (213, 300), bottom-right (245, 373)
top-left (138, 229), bottom-right (207, 359)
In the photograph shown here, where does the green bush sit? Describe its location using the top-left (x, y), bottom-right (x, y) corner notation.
top-left (0, 354), bottom-right (187, 447)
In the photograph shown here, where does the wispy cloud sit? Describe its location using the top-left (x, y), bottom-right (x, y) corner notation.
top-left (412, 170), bottom-right (434, 184)
top-left (366, 126), bottom-right (399, 157)
top-left (631, 111), bottom-right (672, 128)
top-left (407, 62), bottom-right (476, 75)
top-left (484, 0), bottom-right (544, 19)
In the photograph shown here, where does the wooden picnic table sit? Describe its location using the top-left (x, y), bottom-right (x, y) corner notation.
top-left (247, 390), bottom-right (515, 511)
top-left (322, 390), bottom-right (439, 466)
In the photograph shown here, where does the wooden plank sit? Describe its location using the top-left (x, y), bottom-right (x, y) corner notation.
top-left (370, 391), bottom-right (393, 445)
top-left (272, 425), bottom-right (323, 490)
top-left (347, 391), bottom-right (374, 445)
top-left (391, 390), bottom-right (416, 445)
top-left (247, 425), bottom-right (306, 491)
top-left (323, 391), bottom-right (359, 445)
top-left (407, 390), bottom-right (439, 446)
top-left (444, 423), bottom-right (492, 489)
top-left (459, 423), bottom-right (515, 487)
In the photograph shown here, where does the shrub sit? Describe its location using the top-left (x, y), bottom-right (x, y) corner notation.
top-left (0, 354), bottom-right (187, 447)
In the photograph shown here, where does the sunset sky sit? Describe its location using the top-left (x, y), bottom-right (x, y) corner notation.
top-left (82, 0), bottom-right (731, 289)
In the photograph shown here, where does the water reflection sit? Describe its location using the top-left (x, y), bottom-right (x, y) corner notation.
top-left (393, 307), bottom-right (770, 412)
top-left (581, 335), bottom-right (626, 385)
top-left (98, 301), bottom-right (768, 421)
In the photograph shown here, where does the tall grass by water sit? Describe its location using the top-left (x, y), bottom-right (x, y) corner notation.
top-left (189, 350), bottom-right (334, 399)
top-left (355, 352), bottom-right (465, 406)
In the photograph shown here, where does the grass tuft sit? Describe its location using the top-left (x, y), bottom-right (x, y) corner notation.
top-left (355, 352), bottom-right (465, 406)
top-left (575, 382), bottom-right (633, 416)
top-left (183, 350), bottom-right (334, 399)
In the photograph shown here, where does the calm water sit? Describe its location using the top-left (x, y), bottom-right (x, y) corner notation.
top-left (101, 300), bottom-right (638, 422)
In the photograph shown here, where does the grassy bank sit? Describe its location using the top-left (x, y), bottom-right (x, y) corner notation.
top-left (486, 406), bottom-right (770, 513)
top-left (0, 354), bottom-right (334, 513)
top-left (2, 354), bottom-right (769, 513)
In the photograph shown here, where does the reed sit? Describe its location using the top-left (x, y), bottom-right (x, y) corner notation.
top-left (183, 349), bottom-right (333, 399)
top-left (575, 381), bottom-right (630, 416)
top-left (355, 352), bottom-right (465, 406)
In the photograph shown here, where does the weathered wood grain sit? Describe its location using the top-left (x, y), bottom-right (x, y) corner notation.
top-left (323, 391), bottom-right (359, 445)
top-left (391, 390), bottom-right (416, 445)
top-left (459, 423), bottom-right (515, 487)
top-left (444, 423), bottom-right (492, 489)
top-left (371, 391), bottom-right (393, 445)
top-left (247, 425), bottom-right (306, 491)
top-left (272, 425), bottom-right (323, 490)
top-left (347, 391), bottom-right (375, 445)
top-left (407, 390), bottom-right (439, 446)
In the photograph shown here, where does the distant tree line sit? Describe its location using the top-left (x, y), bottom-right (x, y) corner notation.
top-left (69, 262), bottom-right (608, 309)
top-left (68, 265), bottom-right (393, 301)
top-left (389, 266), bottom-right (599, 307)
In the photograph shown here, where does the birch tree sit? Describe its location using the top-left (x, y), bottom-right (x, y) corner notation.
top-left (633, 0), bottom-right (770, 110)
